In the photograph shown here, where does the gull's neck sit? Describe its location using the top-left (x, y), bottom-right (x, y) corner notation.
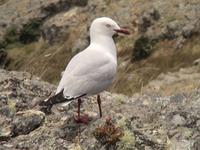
top-left (90, 35), bottom-right (117, 59)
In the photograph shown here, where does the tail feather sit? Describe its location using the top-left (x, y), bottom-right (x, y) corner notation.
top-left (39, 89), bottom-right (73, 114)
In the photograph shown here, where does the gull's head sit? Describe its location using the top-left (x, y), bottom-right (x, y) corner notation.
top-left (90, 17), bottom-right (130, 38)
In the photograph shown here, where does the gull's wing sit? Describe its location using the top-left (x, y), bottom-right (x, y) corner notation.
top-left (56, 47), bottom-right (117, 98)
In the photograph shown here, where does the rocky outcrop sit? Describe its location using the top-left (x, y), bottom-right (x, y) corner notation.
top-left (11, 110), bottom-right (45, 137)
top-left (0, 0), bottom-right (88, 43)
top-left (0, 67), bottom-right (200, 149)
top-left (138, 8), bottom-right (160, 33)
top-left (144, 62), bottom-right (200, 95)
top-left (136, 2), bottom-right (200, 49)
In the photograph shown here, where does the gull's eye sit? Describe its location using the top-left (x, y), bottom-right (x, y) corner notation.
top-left (105, 24), bottom-right (111, 28)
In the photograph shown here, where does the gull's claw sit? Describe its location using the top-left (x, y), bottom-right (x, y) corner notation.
top-left (74, 114), bottom-right (89, 124)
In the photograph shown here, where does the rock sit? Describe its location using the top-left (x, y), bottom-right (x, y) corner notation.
top-left (0, 126), bottom-right (12, 141)
top-left (138, 8), bottom-right (160, 33)
top-left (40, 0), bottom-right (88, 18)
top-left (0, 69), bottom-right (199, 149)
top-left (42, 23), bottom-right (69, 44)
top-left (11, 110), bottom-right (45, 136)
top-left (175, 37), bottom-right (186, 49)
top-left (0, 0), bottom-right (88, 44)
top-left (171, 114), bottom-right (186, 126)
top-left (0, 105), bottom-right (15, 118)
top-left (148, 8), bottom-right (160, 21)
top-left (138, 14), bottom-right (153, 33)
top-left (182, 24), bottom-right (196, 38)
top-left (161, 20), bottom-right (180, 40)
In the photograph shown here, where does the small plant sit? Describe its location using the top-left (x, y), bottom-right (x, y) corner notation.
top-left (117, 130), bottom-right (135, 150)
top-left (132, 36), bottom-right (156, 61)
top-left (93, 118), bottom-right (123, 145)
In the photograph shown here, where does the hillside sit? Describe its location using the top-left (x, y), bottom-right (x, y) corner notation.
top-left (0, 0), bottom-right (200, 96)
top-left (0, 62), bottom-right (200, 149)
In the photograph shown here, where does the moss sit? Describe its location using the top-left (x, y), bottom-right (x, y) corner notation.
top-left (7, 99), bottom-right (16, 114)
top-left (117, 130), bottom-right (135, 150)
top-left (116, 117), bottom-right (135, 149)
top-left (166, 16), bottom-right (176, 23)
top-left (117, 117), bottom-right (127, 128)
top-left (114, 95), bottom-right (126, 105)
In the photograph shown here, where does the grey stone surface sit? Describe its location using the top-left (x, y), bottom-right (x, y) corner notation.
top-left (0, 68), bottom-right (200, 149)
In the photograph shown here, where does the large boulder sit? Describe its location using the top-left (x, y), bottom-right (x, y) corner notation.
top-left (11, 110), bottom-right (45, 136)
top-left (0, 68), bottom-right (200, 149)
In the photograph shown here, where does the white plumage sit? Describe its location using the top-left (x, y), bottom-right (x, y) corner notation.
top-left (39, 17), bottom-right (130, 118)
top-left (56, 17), bottom-right (120, 99)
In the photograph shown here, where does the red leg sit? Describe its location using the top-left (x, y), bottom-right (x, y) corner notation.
top-left (74, 98), bottom-right (89, 124)
top-left (97, 95), bottom-right (102, 118)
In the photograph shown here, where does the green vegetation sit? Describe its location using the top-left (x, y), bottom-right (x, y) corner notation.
top-left (118, 130), bottom-right (135, 150)
top-left (19, 19), bottom-right (42, 44)
top-left (111, 36), bottom-right (200, 96)
top-left (116, 117), bottom-right (135, 149)
top-left (132, 36), bottom-right (156, 61)
top-left (4, 25), bottom-right (19, 44)
top-left (0, 25), bottom-right (19, 49)
top-left (0, 19), bottom-right (42, 49)
top-left (166, 16), bottom-right (176, 23)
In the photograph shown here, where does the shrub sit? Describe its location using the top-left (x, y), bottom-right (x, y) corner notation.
top-left (0, 19), bottom-right (42, 49)
top-left (19, 19), bottom-right (42, 44)
top-left (4, 25), bottom-right (19, 44)
top-left (132, 36), bottom-right (156, 61)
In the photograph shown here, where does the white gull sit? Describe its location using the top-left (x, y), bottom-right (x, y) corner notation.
top-left (39, 17), bottom-right (130, 123)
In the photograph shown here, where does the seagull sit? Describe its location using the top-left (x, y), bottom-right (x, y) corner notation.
top-left (39, 17), bottom-right (130, 123)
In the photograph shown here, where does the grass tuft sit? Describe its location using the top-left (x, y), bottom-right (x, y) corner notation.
top-left (132, 36), bottom-right (156, 61)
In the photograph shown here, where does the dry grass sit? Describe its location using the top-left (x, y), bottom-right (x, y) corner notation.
top-left (110, 36), bottom-right (200, 96)
top-left (6, 40), bottom-right (72, 84)
top-left (6, 35), bottom-right (200, 96)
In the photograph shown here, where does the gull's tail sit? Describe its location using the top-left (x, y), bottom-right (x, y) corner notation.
top-left (39, 89), bottom-right (73, 114)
